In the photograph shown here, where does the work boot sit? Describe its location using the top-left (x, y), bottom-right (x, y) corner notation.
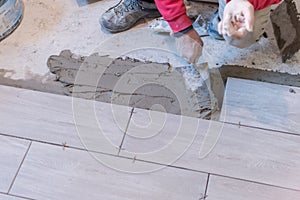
top-left (208, 11), bottom-right (224, 40)
top-left (100, 0), bottom-right (161, 33)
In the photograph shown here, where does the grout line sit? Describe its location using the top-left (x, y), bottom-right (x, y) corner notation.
top-left (0, 191), bottom-right (36, 200)
top-left (7, 141), bottom-right (32, 194)
top-left (1, 117), bottom-right (298, 160)
top-left (0, 132), bottom-right (87, 152)
top-left (206, 173), bottom-right (300, 193)
top-left (130, 156), bottom-right (300, 193)
top-left (0, 131), bottom-right (130, 160)
top-left (118, 107), bottom-right (135, 155)
top-left (2, 131), bottom-right (300, 193)
top-left (1, 122), bottom-right (300, 193)
top-left (221, 121), bottom-right (300, 137)
top-left (111, 152), bottom-right (300, 193)
top-left (203, 173), bottom-right (210, 199)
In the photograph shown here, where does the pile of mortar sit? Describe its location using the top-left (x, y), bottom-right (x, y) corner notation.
top-left (47, 50), bottom-right (219, 119)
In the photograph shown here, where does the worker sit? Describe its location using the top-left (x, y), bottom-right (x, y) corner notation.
top-left (100, 0), bottom-right (282, 63)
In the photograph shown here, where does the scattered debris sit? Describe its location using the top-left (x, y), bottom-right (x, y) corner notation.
top-left (132, 155), bottom-right (137, 163)
top-left (148, 18), bottom-right (172, 34)
top-left (62, 142), bottom-right (68, 150)
top-left (289, 88), bottom-right (296, 93)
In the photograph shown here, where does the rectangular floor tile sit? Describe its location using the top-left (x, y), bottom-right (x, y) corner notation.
top-left (221, 78), bottom-right (300, 134)
top-left (207, 175), bottom-right (300, 200)
top-left (0, 85), bottom-right (130, 154)
top-left (121, 108), bottom-right (202, 153)
top-left (120, 108), bottom-right (300, 190)
top-left (0, 135), bottom-right (30, 193)
top-left (11, 142), bottom-right (207, 200)
top-left (121, 108), bottom-right (208, 164)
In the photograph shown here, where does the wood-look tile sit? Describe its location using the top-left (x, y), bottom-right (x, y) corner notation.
top-left (121, 109), bottom-right (300, 190)
top-left (0, 85), bottom-right (130, 154)
top-left (207, 175), bottom-right (300, 200)
top-left (11, 142), bottom-right (207, 200)
top-left (0, 135), bottom-right (30, 192)
top-left (221, 78), bottom-right (300, 134)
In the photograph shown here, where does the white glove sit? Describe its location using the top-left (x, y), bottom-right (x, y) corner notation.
top-left (175, 28), bottom-right (203, 64)
top-left (218, 0), bottom-right (255, 39)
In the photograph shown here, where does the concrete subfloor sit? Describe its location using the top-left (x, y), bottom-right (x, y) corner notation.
top-left (0, 0), bottom-right (299, 81)
top-left (0, 0), bottom-right (122, 79)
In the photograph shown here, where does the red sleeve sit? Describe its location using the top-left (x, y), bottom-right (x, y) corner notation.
top-left (154, 0), bottom-right (192, 33)
top-left (227, 0), bottom-right (282, 10)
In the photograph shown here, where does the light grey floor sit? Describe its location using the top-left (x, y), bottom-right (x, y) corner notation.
top-left (1, 78), bottom-right (300, 199)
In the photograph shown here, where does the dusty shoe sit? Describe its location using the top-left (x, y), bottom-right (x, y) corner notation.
top-left (208, 11), bottom-right (224, 40)
top-left (100, 0), bottom-right (161, 33)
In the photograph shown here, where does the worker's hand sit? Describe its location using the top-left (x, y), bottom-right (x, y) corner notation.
top-left (218, 0), bottom-right (254, 39)
top-left (175, 28), bottom-right (203, 64)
